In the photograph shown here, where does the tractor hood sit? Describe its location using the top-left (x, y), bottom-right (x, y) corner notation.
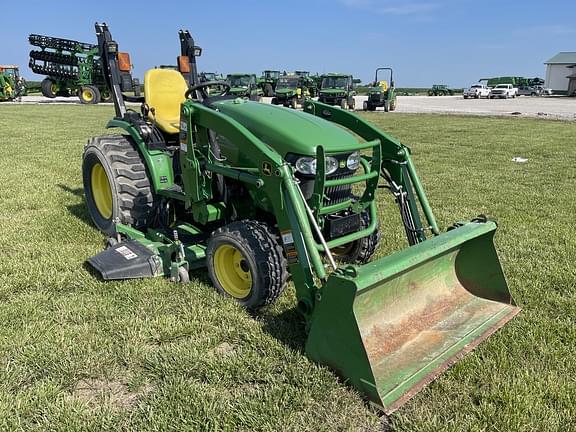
top-left (212, 99), bottom-right (358, 156)
top-left (275, 88), bottom-right (295, 96)
top-left (229, 87), bottom-right (249, 95)
top-left (320, 88), bottom-right (347, 95)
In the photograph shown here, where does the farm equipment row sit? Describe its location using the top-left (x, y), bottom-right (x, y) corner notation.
top-left (82, 23), bottom-right (519, 414)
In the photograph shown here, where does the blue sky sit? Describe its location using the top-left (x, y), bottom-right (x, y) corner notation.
top-left (1, 0), bottom-right (574, 87)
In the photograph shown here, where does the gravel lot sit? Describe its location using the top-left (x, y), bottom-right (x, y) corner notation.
top-left (354, 95), bottom-right (576, 120)
top-left (8, 94), bottom-right (576, 121)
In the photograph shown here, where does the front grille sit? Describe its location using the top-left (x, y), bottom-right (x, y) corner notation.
top-left (324, 173), bottom-right (353, 205)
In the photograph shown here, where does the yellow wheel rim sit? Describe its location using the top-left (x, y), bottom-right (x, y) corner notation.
top-left (82, 89), bottom-right (94, 102)
top-left (331, 242), bottom-right (355, 257)
top-left (213, 244), bottom-right (252, 299)
top-left (51, 83), bottom-right (58, 94)
top-left (91, 162), bottom-right (113, 219)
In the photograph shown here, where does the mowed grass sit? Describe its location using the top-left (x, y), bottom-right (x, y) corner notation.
top-left (0, 104), bottom-right (574, 431)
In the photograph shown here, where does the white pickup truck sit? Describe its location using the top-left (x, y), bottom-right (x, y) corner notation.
top-left (489, 84), bottom-right (517, 99)
top-left (463, 84), bottom-right (491, 99)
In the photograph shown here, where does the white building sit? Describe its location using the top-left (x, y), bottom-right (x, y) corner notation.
top-left (544, 52), bottom-right (576, 95)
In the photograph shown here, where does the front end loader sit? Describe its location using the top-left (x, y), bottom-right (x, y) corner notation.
top-left (83, 24), bottom-right (520, 414)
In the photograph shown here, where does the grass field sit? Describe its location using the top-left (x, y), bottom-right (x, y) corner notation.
top-left (0, 104), bottom-right (575, 431)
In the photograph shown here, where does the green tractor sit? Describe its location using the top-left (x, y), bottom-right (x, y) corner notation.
top-left (294, 70), bottom-right (320, 97)
top-left (258, 70), bottom-right (281, 96)
top-left (271, 75), bottom-right (310, 108)
top-left (428, 84), bottom-right (454, 96)
top-left (0, 65), bottom-right (27, 101)
top-left (318, 73), bottom-right (356, 110)
top-left (226, 73), bottom-right (262, 101)
top-left (83, 24), bottom-right (519, 414)
top-left (363, 67), bottom-right (397, 112)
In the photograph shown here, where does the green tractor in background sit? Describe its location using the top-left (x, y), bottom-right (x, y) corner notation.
top-left (271, 75), bottom-right (310, 108)
top-left (258, 70), bottom-right (281, 96)
top-left (294, 70), bottom-right (320, 97)
top-left (82, 23), bottom-right (520, 415)
top-left (428, 84), bottom-right (454, 96)
top-left (226, 73), bottom-right (263, 101)
top-left (199, 72), bottom-right (225, 82)
top-left (363, 67), bottom-right (397, 112)
top-left (0, 65), bottom-right (27, 101)
top-left (318, 73), bottom-right (357, 110)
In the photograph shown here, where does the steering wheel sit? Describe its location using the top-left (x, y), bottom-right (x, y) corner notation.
top-left (185, 81), bottom-right (231, 99)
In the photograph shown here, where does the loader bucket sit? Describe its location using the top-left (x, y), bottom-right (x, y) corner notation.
top-left (305, 221), bottom-right (519, 414)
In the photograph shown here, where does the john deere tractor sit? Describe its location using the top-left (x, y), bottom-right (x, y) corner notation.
top-left (364, 67), bottom-right (397, 112)
top-left (271, 75), bottom-right (310, 108)
top-left (0, 65), bottom-right (26, 101)
top-left (258, 70), bottom-right (281, 97)
top-left (83, 24), bottom-right (519, 414)
top-left (318, 73), bottom-right (356, 110)
top-left (428, 84), bottom-right (454, 96)
top-left (225, 73), bottom-right (262, 101)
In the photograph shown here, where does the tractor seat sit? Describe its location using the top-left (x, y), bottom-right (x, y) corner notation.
top-left (144, 69), bottom-right (188, 134)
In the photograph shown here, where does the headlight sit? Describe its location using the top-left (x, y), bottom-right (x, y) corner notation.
top-left (347, 151), bottom-right (361, 170)
top-left (295, 156), bottom-right (338, 175)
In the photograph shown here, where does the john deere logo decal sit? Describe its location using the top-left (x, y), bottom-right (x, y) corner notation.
top-left (262, 162), bottom-right (272, 176)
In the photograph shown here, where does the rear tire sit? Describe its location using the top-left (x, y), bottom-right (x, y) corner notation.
top-left (363, 101), bottom-right (368, 111)
top-left (340, 98), bottom-right (348, 110)
top-left (41, 78), bottom-right (57, 98)
top-left (263, 83), bottom-right (274, 97)
top-left (206, 221), bottom-right (288, 309)
top-left (384, 101), bottom-right (390, 112)
top-left (82, 135), bottom-right (157, 236)
top-left (349, 97), bottom-right (355, 110)
top-left (331, 211), bottom-right (381, 264)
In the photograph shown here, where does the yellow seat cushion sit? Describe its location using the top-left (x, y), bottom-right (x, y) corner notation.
top-left (144, 69), bottom-right (188, 134)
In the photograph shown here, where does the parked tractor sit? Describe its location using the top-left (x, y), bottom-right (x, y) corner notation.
top-left (271, 75), bottom-right (310, 108)
top-left (258, 70), bottom-right (281, 96)
top-left (363, 67), bottom-right (397, 112)
top-left (428, 84), bottom-right (454, 96)
top-left (294, 70), bottom-right (320, 97)
top-left (83, 23), bottom-right (520, 415)
top-left (226, 73), bottom-right (262, 101)
top-left (0, 65), bottom-right (26, 101)
top-left (318, 73), bottom-right (356, 110)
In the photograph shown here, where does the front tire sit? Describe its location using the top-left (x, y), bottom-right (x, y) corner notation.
top-left (331, 212), bottom-right (381, 264)
top-left (206, 221), bottom-right (288, 309)
top-left (82, 135), bottom-right (156, 236)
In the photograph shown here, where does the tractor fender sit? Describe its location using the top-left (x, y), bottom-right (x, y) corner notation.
top-left (106, 119), bottom-right (175, 192)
